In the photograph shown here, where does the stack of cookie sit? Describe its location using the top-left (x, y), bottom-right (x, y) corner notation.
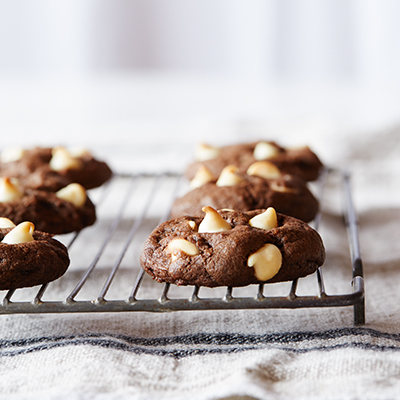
top-left (0, 145), bottom-right (112, 290)
top-left (140, 140), bottom-right (326, 288)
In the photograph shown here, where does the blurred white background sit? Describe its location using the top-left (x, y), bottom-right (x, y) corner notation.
top-left (0, 0), bottom-right (399, 171)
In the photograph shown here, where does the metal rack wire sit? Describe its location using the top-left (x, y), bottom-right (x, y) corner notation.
top-left (0, 168), bottom-right (365, 325)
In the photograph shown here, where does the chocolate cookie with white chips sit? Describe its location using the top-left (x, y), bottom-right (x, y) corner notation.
top-left (0, 219), bottom-right (70, 290)
top-left (185, 141), bottom-right (323, 182)
top-left (0, 146), bottom-right (112, 191)
top-left (140, 207), bottom-right (325, 288)
top-left (0, 177), bottom-right (96, 234)
top-left (171, 161), bottom-right (319, 222)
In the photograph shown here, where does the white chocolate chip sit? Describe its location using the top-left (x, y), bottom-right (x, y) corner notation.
top-left (0, 147), bottom-right (25, 163)
top-left (166, 238), bottom-right (200, 257)
top-left (195, 143), bottom-right (220, 161)
top-left (0, 177), bottom-right (23, 202)
top-left (270, 182), bottom-right (299, 194)
top-left (56, 183), bottom-right (87, 207)
top-left (68, 146), bottom-right (91, 158)
top-left (0, 218), bottom-right (16, 228)
top-left (49, 147), bottom-right (82, 171)
top-left (248, 243), bottom-right (282, 281)
top-left (246, 161), bottom-right (281, 179)
top-left (249, 207), bottom-right (278, 231)
top-left (286, 145), bottom-right (308, 151)
top-left (1, 221), bottom-right (35, 244)
top-left (190, 165), bottom-right (215, 189)
top-left (216, 165), bottom-right (243, 187)
top-left (188, 220), bottom-right (197, 230)
top-left (253, 142), bottom-right (280, 160)
top-left (198, 206), bottom-right (232, 233)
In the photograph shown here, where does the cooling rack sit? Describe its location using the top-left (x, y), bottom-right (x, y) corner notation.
top-left (0, 168), bottom-right (365, 325)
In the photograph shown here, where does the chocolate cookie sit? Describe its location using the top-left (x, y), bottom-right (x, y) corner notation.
top-left (0, 146), bottom-right (112, 191)
top-left (140, 207), bottom-right (325, 287)
top-left (171, 162), bottom-right (319, 222)
top-left (0, 220), bottom-right (70, 290)
top-left (0, 178), bottom-right (96, 234)
top-left (185, 141), bottom-right (323, 182)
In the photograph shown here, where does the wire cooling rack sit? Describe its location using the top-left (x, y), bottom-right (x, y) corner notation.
top-left (0, 168), bottom-right (365, 325)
